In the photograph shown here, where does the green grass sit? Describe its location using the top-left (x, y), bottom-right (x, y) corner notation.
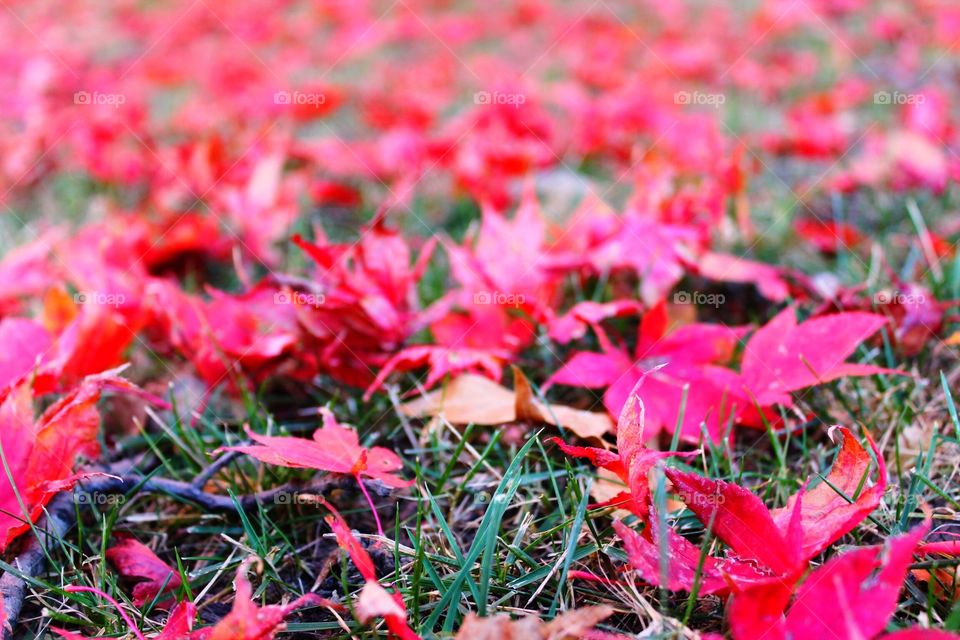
top-left (13, 182), bottom-right (960, 638)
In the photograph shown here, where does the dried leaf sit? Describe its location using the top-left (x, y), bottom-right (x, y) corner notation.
top-left (401, 370), bottom-right (613, 440)
top-left (453, 606), bottom-right (614, 640)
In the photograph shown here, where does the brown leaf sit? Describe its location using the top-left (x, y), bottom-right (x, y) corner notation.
top-left (401, 369), bottom-right (612, 440)
top-left (453, 605), bottom-right (614, 640)
top-left (356, 582), bottom-right (407, 624)
top-left (542, 605), bottom-right (616, 639)
top-left (890, 418), bottom-right (935, 469)
top-left (401, 374), bottom-right (515, 425)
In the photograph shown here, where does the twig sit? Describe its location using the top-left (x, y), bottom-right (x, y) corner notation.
top-left (81, 474), bottom-right (297, 511)
top-left (191, 450), bottom-right (245, 490)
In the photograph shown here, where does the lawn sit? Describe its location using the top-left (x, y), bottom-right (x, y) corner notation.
top-left (0, 1), bottom-right (958, 639)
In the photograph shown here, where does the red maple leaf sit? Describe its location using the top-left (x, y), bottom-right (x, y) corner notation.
top-left (0, 318), bottom-right (53, 391)
top-left (155, 282), bottom-right (301, 390)
top-left (188, 560), bottom-right (322, 640)
top-left (106, 536), bottom-right (182, 607)
top-left (555, 386), bottom-right (886, 596)
top-left (222, 408), bottom-right (410, 535)
top-left (0, 371), bottom-right (138, 551)
top-left (614, 424), bottom-right (885, 595)
top-left (795, 218), bottom-right (864, 255)
top-left (54, 560), bottom-right (322, 640)
top-left (550, 389), bottom-right (694, 521)
top-left (815, 282), bottom-right (955, 357)
top-left (444, 185), bottom-right (559, 321)
top-left (740, 307), bottom-right (902, 408)
top-left (53, 600), bottom-right (196, 640)
top-left (363, 304), bottom-right (529, 399)
top-left (548, 201), bottom-right (704, 306)
top-left (292, 217), bottom-right (437, 387)
top-left (0, 230), bottom-right (61, 316)
top-left (728, 521), bottom-right (948, 640)
top-left (547, 302), bottom-right (745, 443)
top-left (695, 251), bottom-right (794, 302)
top-left (363, 186), bottom-right (562, 396)
top-left (546, 299), bottom-right (643, 345)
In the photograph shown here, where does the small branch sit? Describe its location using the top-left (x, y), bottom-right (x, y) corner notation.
top-left (191, 451), bottom-right (244, 490)
top-left (81, 474), bottom-right (298, 511)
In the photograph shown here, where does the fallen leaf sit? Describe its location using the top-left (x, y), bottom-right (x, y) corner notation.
top-left (453, 605), bottom-right (614, 640)
top-left (0, 371), bottom-right (139, 551)
top-left (400, 374), bottom-right (515, 425)
top-left (912, 537), bottom-right (960, 601)
top-left (552, 388), bottom-right (693, 520)
top-left (697, 251), bottom-right (791, 301)
top-left (741, 307), bottom-right (903, 407)
top-left (52, 596), bottom-right (198, 640)
top-left (401, 368), bottom-right (613, 440)
top-left (222, 408), bottom-right (410, 535)
top-left (189, 560), bottom-right (321, 640)
top-left (514, 367), bottom-right (611, 439)
top-left (547, 300), bottom-right (643, 344)
top-left (547, 301), bottom-right (745, 443)
top-left (665, 426), bottom-right (886, 573)
top-left (363, 299), bottom-right (532, 400)
top-left (729, 521), bottom-right (931, 640)
top-left (795, 219), bottom-right (864, 254)
top-left (0, 318), bottom-right (53, 391)
top-left (223, 408), bottom-right (410, 489)
top-left (106, 537), bottom-right (182, 606)
top-left (559, 386), bottom-right (886, 596)
top-left (889, 418), bottom-right (935, 471)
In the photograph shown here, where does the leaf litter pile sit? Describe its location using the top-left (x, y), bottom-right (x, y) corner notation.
top-left (1, 1), bottom-right (960, 639)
